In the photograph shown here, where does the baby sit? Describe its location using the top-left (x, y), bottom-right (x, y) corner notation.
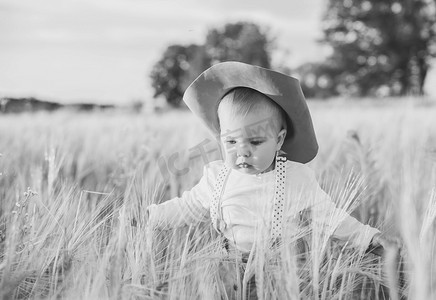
top-left (147, 62), bottom-right (389, 297)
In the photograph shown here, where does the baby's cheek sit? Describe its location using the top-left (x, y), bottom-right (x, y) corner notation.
top-left (222, 150), bottom-right (234, 163)
top-left (224, 147), bottom-right (236, 157)
top-left (228, 152), bottom-right (238, 163)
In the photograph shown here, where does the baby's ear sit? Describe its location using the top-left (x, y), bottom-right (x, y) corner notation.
top-left (276, 129), bottom-right (287, 151)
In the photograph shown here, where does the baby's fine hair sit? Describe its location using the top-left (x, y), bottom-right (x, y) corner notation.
top-left (217, 87), bottom-right (290, 134)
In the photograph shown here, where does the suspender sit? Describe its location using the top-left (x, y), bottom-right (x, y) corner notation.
top-left (210, 157), bottom-right (287, 240)
top-left (210, 164), bottom-right (231, 233)
top-left (271, 156), bottom-right (287, 240)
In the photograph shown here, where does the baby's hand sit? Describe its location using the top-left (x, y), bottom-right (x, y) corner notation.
top-left (370, 233), bottom-right (404, 292)
top-left (368, 233), bottom-right (401, 256)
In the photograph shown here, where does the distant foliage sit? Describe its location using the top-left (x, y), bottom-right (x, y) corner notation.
top-left (149, 22), bottom-right (272, 107)
top-left (205, 22), bottom-right (271, 68)
top-left (301, 0), bottom-right (436, 98)
top-left (150, 45), bottom-right (210, 107)
top-left (0, 97), bottom-right (115, 113)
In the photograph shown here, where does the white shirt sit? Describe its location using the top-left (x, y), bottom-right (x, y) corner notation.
top-left (148, 160), bottom-right (379, 252)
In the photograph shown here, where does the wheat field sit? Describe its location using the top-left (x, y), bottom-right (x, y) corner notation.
top-left (0, 99), bottom-right (435, 299)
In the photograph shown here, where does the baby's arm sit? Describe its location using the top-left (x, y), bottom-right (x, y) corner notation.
top-left (296, 166), bottom-right (380, 251)
top-left (147, 165), bottom-right (213, 229)
top-left (307, 192), bottom-right (379, 250)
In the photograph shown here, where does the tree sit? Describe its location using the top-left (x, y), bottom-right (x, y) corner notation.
top-left (150, 44), bottom-right (210, 107)
top-left (320, 0), bottom-right (436, 97)
top-left (150, 22), bottom-right (273, 107)
top-left (296, 62), bottom-right (341, 99)
top-left (205, 22), bottom-right (272, 68)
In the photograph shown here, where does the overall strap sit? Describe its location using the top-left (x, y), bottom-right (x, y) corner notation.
top-left (210, 157), bottom-right (287, 240)
top-left (210, 164), bottom-right (231, 233)
top-left (271, 156), bottom-right (287, 241)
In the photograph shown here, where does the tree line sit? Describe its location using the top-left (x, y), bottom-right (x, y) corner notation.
top-left (0, 97), bottom-right (116, 113)
top-left (150, 0), bottom-right (436, 106)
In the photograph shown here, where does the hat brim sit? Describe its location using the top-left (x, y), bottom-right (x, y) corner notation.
top-left (183, 61), bottom-right (318, 163)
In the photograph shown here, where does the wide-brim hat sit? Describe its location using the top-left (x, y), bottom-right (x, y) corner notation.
top-left (183, 61), bottom-right (318, 163)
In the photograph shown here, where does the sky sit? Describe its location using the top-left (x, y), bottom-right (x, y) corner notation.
top-left (0, 0), bottom-right (435, 104)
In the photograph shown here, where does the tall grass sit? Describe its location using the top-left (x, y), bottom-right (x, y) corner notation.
top-left (0, 100), bottom-right (435, 299)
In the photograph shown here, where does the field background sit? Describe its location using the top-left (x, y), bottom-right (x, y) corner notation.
top-left (1, 99), bottom-right (436, 299)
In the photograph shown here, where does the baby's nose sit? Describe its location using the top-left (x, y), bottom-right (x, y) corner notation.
top-left (236, 144), bottom-right (251, 157)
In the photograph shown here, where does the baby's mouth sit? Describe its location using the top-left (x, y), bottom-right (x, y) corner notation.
top-left (237, 162), bottom-right (252, 169)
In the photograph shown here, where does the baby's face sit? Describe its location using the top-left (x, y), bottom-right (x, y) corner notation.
top-left (219, 109), bottom-right (286, 175)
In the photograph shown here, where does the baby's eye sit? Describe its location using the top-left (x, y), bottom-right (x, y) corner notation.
top-left (226, 140), bottom-right (236, 145)
top-left (250, 140), bottom-right (263, 146)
